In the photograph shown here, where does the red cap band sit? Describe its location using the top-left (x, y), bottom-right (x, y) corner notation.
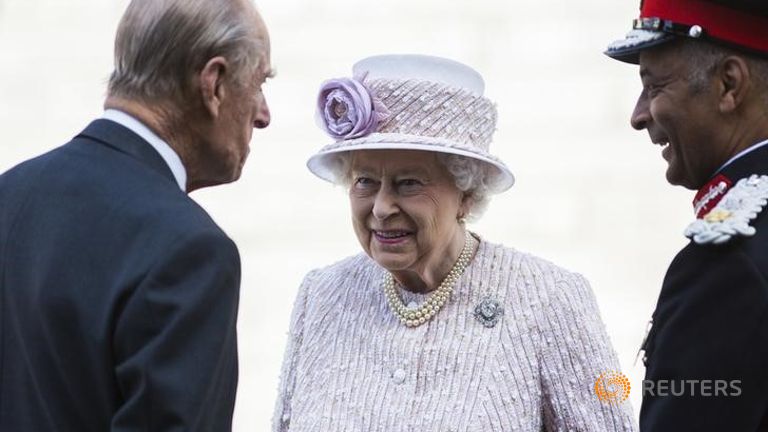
top-left (641, 0), bottom-right (768, 54)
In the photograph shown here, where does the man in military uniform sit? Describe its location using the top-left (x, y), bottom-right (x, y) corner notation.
top-left (606, 0), bottom-right (768, 430)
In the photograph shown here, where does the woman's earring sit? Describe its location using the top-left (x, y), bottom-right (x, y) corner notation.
top-left (458, 215), bottom-right (467, 224)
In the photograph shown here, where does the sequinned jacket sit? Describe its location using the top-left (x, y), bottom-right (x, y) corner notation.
top-left (274, 238), bottom-right (636, 431)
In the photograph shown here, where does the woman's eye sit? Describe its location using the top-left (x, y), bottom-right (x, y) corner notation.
top-left (399, 179), bottom-right (422, 187)
top-left (354, 177), bottom-right (375, 186)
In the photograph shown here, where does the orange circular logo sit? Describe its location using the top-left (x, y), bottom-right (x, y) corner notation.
top-left (594, 371), bottom-right (631, 404)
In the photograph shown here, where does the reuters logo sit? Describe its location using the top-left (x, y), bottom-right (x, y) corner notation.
top-left (594, 371), bottom-right (631, 404)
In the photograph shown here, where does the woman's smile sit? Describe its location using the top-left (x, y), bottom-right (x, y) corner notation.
top-left (372, 229), bottom-right (414, 245)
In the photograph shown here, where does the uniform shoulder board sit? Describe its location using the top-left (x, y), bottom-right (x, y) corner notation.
top-left (685, 174), bottom-right (768, 245)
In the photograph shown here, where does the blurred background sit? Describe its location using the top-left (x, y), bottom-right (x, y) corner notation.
top-left (0, 0), bottom-right (695, 428)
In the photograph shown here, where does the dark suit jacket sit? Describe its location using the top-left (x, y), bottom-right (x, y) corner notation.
top-left (0, 119), bottom-right (241, 431)
top-left (640, 144), bottom-right (768, 431)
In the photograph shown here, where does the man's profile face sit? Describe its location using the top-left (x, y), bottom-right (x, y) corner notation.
top-left (216, 53), bottom-right (272, 181)
top-left (630, 43), bottom-right (724, 190)
top-left (205, 10), bottom-right (272, 185)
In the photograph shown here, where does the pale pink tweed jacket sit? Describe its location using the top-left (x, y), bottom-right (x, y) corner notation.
top-left (273, 238), bottom-right (636, 431)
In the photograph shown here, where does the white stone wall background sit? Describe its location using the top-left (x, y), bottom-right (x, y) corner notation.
top-left (0, 0), bottom-right (695, 429)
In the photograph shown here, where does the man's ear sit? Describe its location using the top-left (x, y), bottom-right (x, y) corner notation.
top-left (719, 55), bottom-right (751, 113)
top-left (199, 56), bottom-right (229, 118)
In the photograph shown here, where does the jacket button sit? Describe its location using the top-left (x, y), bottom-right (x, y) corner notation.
top-left (393, 368), bottom-right (406, 384)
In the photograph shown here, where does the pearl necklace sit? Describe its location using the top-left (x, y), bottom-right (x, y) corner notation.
top-left (383, 231), bottom-right (474, 327)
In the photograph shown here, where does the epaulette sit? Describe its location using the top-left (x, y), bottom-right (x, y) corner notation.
top-left (685, 175), bottom-right (768, 245)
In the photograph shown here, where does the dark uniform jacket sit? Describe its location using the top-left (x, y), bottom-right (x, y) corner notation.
top-left (641, 143), bottom-right (768, 431)
top-left (0, 119), bottom-right (241, 431)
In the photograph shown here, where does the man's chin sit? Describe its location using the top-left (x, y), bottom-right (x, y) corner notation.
top-left (665, 170), bottom-right (685, 188)
top-left (665, 167), bottom-right (700, 190)
top-left (187, 170), bottom-right (241, 192)
top-left (220, 159), bottom-right (245, 183)
top-left (229, 167), bottom-right (243, 183)
top-left (215, 169), bottom-right (242, 186)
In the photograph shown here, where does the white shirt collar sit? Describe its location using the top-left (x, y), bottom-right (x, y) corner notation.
top-left (716, 138), bottom-right (768, 174)
top-left (102, 109), bottom-right (187, 191)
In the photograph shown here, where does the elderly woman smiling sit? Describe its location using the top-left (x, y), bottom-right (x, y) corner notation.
top-left (273, 55), bottom-right (635, 431)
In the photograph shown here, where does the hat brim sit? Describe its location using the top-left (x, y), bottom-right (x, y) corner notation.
top-left (307, 133), bottom-right (515, 192)
top-left (605, 29), bottom-right (677, 64)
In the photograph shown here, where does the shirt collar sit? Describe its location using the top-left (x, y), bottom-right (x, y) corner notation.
top-left (716, 138), bottom-right (768, 175)
top-left (102, 109), bottom-right (187, 192)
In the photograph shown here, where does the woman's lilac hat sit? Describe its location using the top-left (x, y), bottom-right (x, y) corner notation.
top-left (307, 54), bottom-right (515, 191)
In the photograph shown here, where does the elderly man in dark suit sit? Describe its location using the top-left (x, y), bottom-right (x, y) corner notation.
top-left (0, 0), bottom-right (271, 430)
top-left (606, 0), bottom-right (768, 430)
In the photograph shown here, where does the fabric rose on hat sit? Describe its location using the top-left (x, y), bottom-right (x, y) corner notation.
top-left (316, 76), bottom-right (389, 140)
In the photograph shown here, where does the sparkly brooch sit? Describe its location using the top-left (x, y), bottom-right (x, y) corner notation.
top-left (473, 297), bottom-right (503, 328)
top-left (685, 174), bottom-right (768, 245)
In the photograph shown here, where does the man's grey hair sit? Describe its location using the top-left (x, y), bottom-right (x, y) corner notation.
top-left (328, 151), bottom-right (506, 221)
top-left (108, 0), bottom-right (264, 103)
top-left (679, 39), bottom-right (768, 101)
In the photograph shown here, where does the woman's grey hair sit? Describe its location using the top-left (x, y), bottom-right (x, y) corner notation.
top-left (108, 0), bottom-right (264, 103)
top-left (329, 151), bottom-right (505, 221)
